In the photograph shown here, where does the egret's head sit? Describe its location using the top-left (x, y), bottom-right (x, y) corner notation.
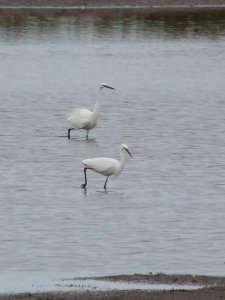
top-left (99, 83), bottom-right (115, 91)
top-left (120, 144), bottom-right (132, 158)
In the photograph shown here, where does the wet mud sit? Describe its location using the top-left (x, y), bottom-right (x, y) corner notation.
top-left (1, 273), bottom-right (225, 300)
top-left (0, 0), bottom-right (225, 7)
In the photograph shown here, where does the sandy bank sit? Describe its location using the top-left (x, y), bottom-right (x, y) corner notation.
top-left (0, 273), bottom-right (225, 300)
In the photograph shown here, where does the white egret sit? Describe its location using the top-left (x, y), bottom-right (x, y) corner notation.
top-left (67, 83), bottom-right (115, 139)
top-left (81, 144), bottom-right (132, 190)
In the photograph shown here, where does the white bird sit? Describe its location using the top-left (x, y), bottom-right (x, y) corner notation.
top-left (67, 83), bottom-right (115, 139)
top-left (81, 144), bottom-right (132, 190)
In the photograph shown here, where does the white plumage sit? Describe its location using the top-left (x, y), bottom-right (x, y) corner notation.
top-left (67, 83), bottom-right (115, 139)
top-left (67, 108), bottom-right (92, 130)
top-left (82, 158), bottom-right (121, 176)
top-left (81, 144), bottom-right (132, 190)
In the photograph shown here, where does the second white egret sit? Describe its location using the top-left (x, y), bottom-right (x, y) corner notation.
top-left (67, 83), bottom-right (115, 139)
top-left (81, 144), bottom-right (132, 190)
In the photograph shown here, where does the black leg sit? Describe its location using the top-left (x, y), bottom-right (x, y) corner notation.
top-left (104, 176), bottom-right (109, 190)
top-left (86, 130), bottom-right (90, 140)
top-left (81, 168), bottom-right (88, 188)
top-left (68, 128), bottom-right (74, 139)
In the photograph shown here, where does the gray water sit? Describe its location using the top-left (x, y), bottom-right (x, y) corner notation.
top-left (1, 10), bottom-right (225, 290)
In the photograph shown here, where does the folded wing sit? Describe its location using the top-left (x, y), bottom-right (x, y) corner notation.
top-left (67, 108), bottom-right (92, 129)
top-left (82, 158), bottom-right (119, 176)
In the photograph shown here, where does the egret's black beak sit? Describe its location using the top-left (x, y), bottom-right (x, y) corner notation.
top-left (125, 148), bottom-right (132, 158)
top-left (103, 84), bottom-right (115, 90)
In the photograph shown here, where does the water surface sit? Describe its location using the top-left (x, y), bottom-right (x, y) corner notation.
top-left (1, 11), bottom-right (225, 290)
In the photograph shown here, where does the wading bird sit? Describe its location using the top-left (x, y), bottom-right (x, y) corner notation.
top-left (67, 83), bottom-right (115, 139)
top-left (81, 144), bottom-right (132, 190)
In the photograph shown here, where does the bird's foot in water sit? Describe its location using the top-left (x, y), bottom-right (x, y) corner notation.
top-left (67, 128), bottom-right (74, 139)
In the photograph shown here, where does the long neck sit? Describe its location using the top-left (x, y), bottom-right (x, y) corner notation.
top-left (118, 150), bottom-right (127, 174)
top-left (92, 88), bottom-right (101, 121)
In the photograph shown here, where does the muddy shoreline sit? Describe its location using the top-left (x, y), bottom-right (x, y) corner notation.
top-left (1, 274), bottom-right (225, 300)
top-left (1, 0), bottom-right (225, 8)
top-left (0, 0), bottom-right (225, 16)
top-left (1, 0), bottom-right (225, 11)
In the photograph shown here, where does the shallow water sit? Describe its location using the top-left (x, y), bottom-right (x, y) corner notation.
top-left (1, 10), bottom-right (225, 290)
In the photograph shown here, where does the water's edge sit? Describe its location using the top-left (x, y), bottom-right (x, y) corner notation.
top-left (1, 0), bottom-right (225, 10)
top-left (1, 273), bottom-right (224, 294)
